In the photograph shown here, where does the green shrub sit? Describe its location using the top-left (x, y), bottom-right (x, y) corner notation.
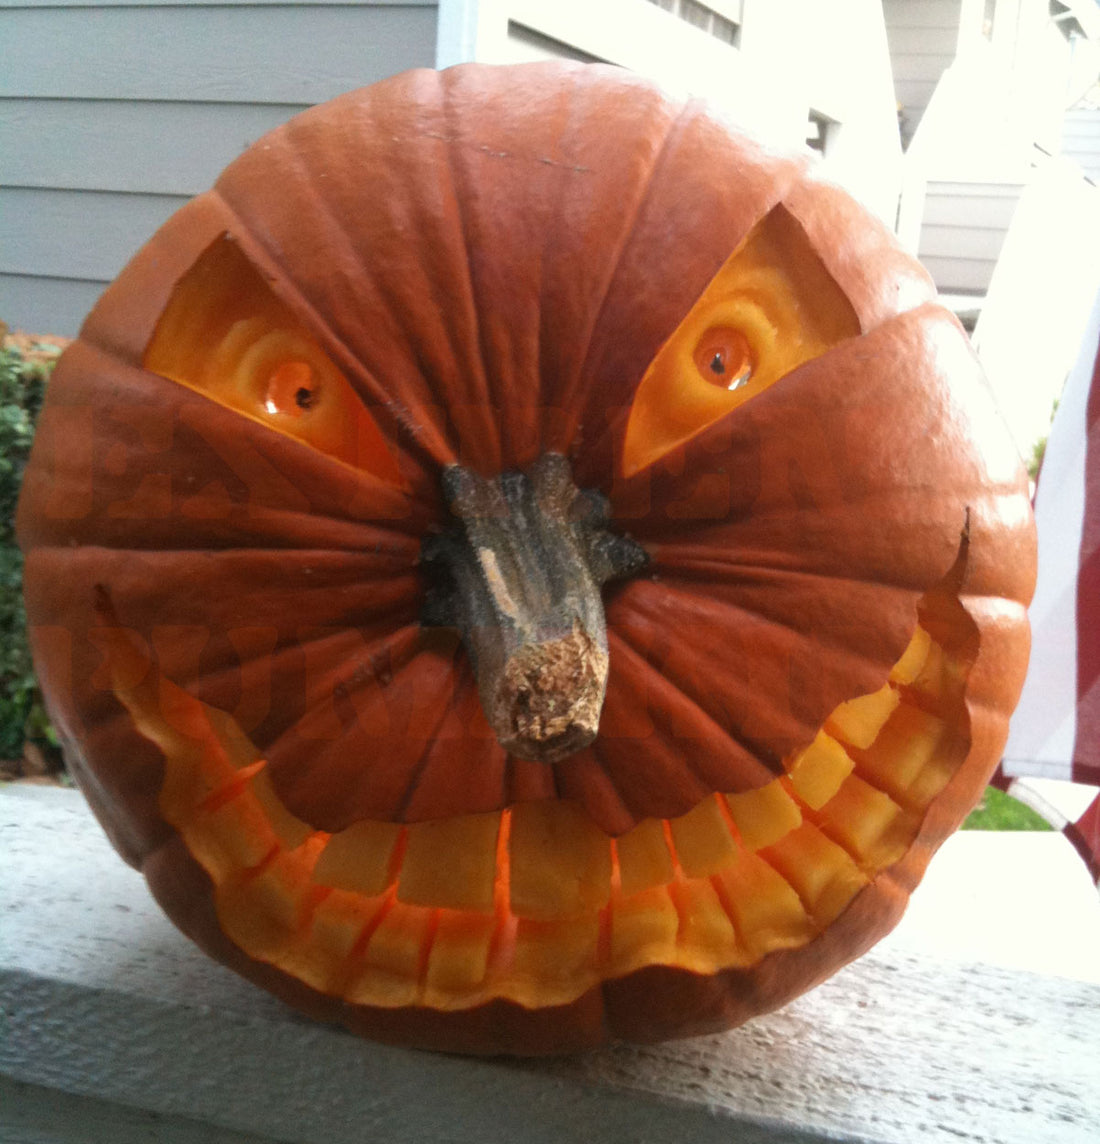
top-left (1, 334), bottom-right (61, 762)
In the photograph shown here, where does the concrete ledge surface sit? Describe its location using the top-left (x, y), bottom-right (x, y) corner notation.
top-left (2, 784), bottom-right (1099, 1144)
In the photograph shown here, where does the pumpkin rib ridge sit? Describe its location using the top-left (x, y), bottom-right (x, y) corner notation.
top-left (608, 581), bottom-right (914, 756)
top-left (435, 70), bottom-right (509, 473)
top-left (654, 555), bottom-right (959, 597)
top-left (203, 187), bottom-right (449, 480)
top-left (605, 627), bottom-right (780, 791)
top-left (553, 94), bottom-right (691, 445)
top-left (392, 679), bottom-right (474, 820)
top-left (385, 70), bottom-right (507, 474)
top-left (235, 86), bottom-right (463, 471)
top-left (260, 623), bottom-right (427, 780)
top-left (575, 164), bottom-right (819, 473)
top-left (637, 563), bottom-right (931, 633)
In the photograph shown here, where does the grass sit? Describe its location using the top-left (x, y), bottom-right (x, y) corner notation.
top-left (962, 786), bottom-right (1053, 831)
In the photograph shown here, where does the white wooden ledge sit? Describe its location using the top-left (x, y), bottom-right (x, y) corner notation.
top-left (2, 784), bottom-right (1099, 1144)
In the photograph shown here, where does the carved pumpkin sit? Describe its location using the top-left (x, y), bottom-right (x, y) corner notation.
top-left (17, 63), bottom-right (1036, 1055)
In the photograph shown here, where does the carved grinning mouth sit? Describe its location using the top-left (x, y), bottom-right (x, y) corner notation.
top-left (99, 586), bottom-right (974, 1014)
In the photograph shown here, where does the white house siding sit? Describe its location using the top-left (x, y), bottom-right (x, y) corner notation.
top-left (917, 179), bottom-right (1024, 293)
top-left (882, 0), bottom-right (964, 148)
top-left (0, 0), bottom-right (439, 337)
top-left (467, 0), bottom-right (903, 225)
top-left (1062, 107), bottom-right (1100, 183)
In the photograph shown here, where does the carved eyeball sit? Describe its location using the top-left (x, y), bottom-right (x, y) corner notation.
top-left (622, 204), bottom-right (861, 477)
top-left (694, 327), bottom-right (754, 391)
top-left (144, 234), bottom-right (402, 484)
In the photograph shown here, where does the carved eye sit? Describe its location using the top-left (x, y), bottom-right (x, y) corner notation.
top-left (144, 234), bottom-right (403, 485)
top-left (694, 327), bottom-right (754, 391)
top-left (622, 205), bottom-right (861, 477)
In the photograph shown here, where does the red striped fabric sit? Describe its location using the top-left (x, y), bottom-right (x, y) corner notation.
top-left (1076, 341), bottom-right (1100, 783)
top-left (998, 284), bottom-right (1100, 885)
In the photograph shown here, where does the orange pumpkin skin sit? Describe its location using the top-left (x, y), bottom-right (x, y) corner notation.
top-left (17, 63), bottom-right (1035, 1054)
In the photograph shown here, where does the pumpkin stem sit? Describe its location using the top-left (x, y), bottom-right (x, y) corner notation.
top-left (420, 454), bottom-right (647, 763)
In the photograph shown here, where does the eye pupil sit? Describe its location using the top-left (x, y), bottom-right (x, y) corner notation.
top-left (695, 328), bottom-right (754, 392)
top-left (264, 360), bottom-right (319, 417)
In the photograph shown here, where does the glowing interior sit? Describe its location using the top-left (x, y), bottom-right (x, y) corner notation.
top-left (621, 205), bottom-right (861, 477)
top-left (143, 234), bottom-right (403, 485)
top-left (100, 595), bottom-right (974, 1013)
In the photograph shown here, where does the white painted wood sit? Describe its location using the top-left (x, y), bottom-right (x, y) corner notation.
top-left (918, 253), bottom-right (996, 292)
top-left (919, 222), bottom-right (1009, 258)
top-left (503, 22), bottom-right (603, 64)
top-left (1, 100), bottom-right (309, 196)
top-left (916, 181), bottom-right (1024, 293)
top-left (435, 0), bottom-right (480, 67)
top-left (2, 785), bottom-right (1099, 1144)
top-left (921, 186), bottom-right (1022, 227)
top-left (0, 274), bottom-right (107, 338)
top-left (0, 1077), bottom-right (278, 1144)
top-left (1061, 107), bottom-right (1100, 182)
top-left (0, 6), bottom-right (437, 103)
top-left (885, 23), bottom-right (961, 56)
top-left (882, 0), bottom-right (964, 28)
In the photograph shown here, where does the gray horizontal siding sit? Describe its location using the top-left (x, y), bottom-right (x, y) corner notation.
top-left (0, 0), bottom-right (435, 6)
top-left (1, 1), bottom-right (439, 336)
top-left (0, 274), bottom-right (109, 336)
top-left (1, 100), bottom-right (311, 196)
top-left (917, 182), bottom-right (1023, 295)
top-left (883, 0), bottom-right (960, 147)
top-left (0, 6), bottom-right (437, 103)
top-left (1, 187), bottom-right (190, 281)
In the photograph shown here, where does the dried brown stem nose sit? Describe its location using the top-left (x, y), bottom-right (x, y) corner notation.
top-left (419, 454), bottom-right (647, 763)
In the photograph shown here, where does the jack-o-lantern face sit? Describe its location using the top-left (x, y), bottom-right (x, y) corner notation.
top-left (17, 63), bottom-right (1035, 1055)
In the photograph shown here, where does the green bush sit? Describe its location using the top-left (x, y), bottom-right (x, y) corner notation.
top-left (1, 335), bottom-right (61, 761)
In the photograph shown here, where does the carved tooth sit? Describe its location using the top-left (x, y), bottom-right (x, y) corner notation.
top-left (817, 775), bottom-right (917, 868)
top-left (724, 782), bottom-right (802, 851)
top-left (669, 879), bottom-right (738, 966)
top-left (889, 625), bottom-right (933, 685)
top-left (508, 800), bottom-right (611, 920)
top-left (615, 818), bottom-right (674, 897)
top-left (760, 823), bottom-right (869, 926)
top-left (827, 684), bottom-right (902, 750)
top-left (608, 885), bottom-right (679, 975)
top-left (667, 795), bottom-right (737, 877)
top-left (398, 812), bottom-right (501, 912)
top-left (424, 911), bottom-right (497, 999)
top-left (785, 732), bottom-right (855, 810)
top-left (510, 915), bottom-right (600, 1003)
top-left (712, 850), bottom-right (815, 958)
top-left (313, 820), bottom-right (404, 896)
